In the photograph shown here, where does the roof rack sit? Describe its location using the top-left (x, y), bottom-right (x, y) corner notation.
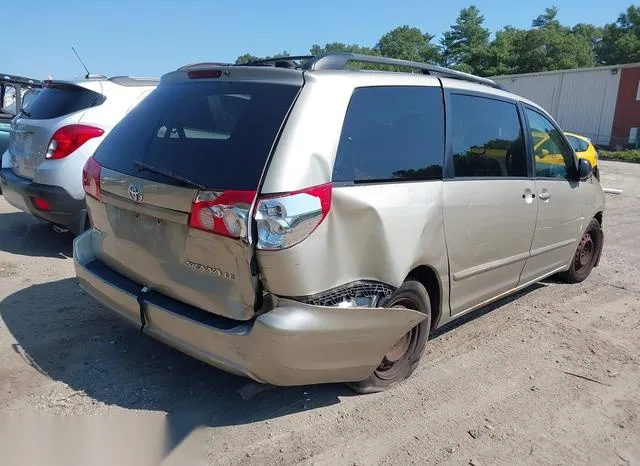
top-left (302, 53), bottom-right (503, 90)
top-left (243, 56), bottom-right (315, 69)
top-left (1, 72), bottom-right (43, 87)
top-left (175, 53), bottom-right (503, 90)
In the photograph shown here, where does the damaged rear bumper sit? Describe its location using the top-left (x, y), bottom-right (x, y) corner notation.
top-left (73, 230), bottom-right (426, 386)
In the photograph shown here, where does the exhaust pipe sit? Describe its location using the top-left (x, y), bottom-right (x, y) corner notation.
top-left (53, 225), bottom-right (69, 234)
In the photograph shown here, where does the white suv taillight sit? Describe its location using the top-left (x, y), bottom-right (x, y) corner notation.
top-left (46, 124), bottom-right (104, 160)
top-left (255, 183), bottom-right (332, 250)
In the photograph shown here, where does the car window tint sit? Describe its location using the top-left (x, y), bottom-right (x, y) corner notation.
top-left (94, 81), bottom-right (300, 190)
top-left (449, 94), bottom-right (527, 178)
top-left (333, 86), bottom-right (445, 183)
top-left (23, 84), bottom-right (105, 120)
top-left (525, 109), bottom-right (575, 180)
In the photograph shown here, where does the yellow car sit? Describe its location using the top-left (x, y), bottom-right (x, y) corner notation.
top-left (468, 130), bottom-right (600, 180)
top-left (531, 131), bottom-right (599, 180)
top-left (564, 132), bottom-right (599, 180)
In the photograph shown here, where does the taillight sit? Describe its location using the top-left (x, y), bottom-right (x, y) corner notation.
top-left (31, 196), bottom-right (51, 211)
top-left (255, 183), bottom-right (332, 250)
top-left (82, 157), bottom-right (102, 201)
top-left (46, 124), bottom-right (104, 160)
top-left (189, 190), bottom-right (256, 238)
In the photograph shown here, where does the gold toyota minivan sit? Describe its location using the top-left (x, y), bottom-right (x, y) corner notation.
top-left (73, 53), bottom-right (605, 393)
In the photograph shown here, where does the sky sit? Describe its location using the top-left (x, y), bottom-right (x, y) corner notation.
top-left (3, 0), bottom-right (633, 80)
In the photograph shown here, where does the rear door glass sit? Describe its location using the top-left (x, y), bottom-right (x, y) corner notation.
top-left (333, 86), bottom-right (445, 183)
top-left (449, 94), bottom-right (527, 178)
top-left (93, 81), bottom-right (300, 190)
top-left (23, 84), bottom-right (105, 119)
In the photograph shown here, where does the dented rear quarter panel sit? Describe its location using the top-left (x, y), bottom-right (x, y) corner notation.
top-left (257, 181), bottom-right (450, 325)
top-left (258, 71), bottom-right (450, 323)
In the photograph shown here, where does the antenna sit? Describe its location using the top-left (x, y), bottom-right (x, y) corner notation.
top-left (71, 46), bottom-right (91, 76)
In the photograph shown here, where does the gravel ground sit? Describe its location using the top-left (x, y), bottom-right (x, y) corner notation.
top-left (0, 160), bottom-right (638, 465)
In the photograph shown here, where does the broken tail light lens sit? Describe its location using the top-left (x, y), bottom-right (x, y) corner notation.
top-left (255, 183), bottom-right (332, 250)
top-left (189, 190), bottom-right (256, 238)
top-left (82, 157), bottom-right (103, 201)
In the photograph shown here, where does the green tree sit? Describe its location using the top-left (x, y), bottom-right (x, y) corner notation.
top-left (504, 7), bottom-right (595, 74)
top-left (234, 53), bottom-right (260, 64)
top-left (309, 42), bottom-right (381, 70)
top-left (480, 26), bottom-right (524, 76)
top-left (598, 5), bottom-right (640, 64)
top-left (374, 26), bottom-right (440, 63)
top-left (440, 6), bottom-right (490, 74)
top-left (572, 23), bottom-right (603, 52)
top-left (532, 6), bottom-right (561, 28)
top-left (310, 42), bottom-right (375, 56)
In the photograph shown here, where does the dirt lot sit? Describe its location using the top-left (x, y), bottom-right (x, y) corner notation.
top-left (0, 160), bottom-right (639, 465)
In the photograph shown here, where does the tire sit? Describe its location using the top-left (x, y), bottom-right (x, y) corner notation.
top-left (558, 218), bottom-right (603, 284)
top-left (593, 166), bottom-right (600, 181)
top-left (347, 280), bottom-right (431, 394)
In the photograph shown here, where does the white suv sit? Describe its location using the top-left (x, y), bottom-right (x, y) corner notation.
top-left (0, 74), bottom-right (158, 234)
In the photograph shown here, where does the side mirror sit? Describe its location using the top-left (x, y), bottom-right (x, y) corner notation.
top-left (578, 158), bottom-right (592, 181)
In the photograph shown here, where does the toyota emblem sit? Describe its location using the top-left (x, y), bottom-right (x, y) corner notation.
top-left (128, 184), bottom-right (143, 203)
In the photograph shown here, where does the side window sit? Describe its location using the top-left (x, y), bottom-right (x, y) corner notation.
top-left (566, 135), bottom-right (589, 152)
top-left (449, 94), bottom-right (527, 178)
top-left (1, 84), bottom-right (17, 115)
top-left (525, 109), bottom-right (575, 180)
top-left (333, 86), bottom-right (444, 183)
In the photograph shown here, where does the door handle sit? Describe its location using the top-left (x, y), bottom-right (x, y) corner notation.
top-left (539, 192), bottom-right (551, 201)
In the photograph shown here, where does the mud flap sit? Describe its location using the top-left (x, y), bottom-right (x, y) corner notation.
top-left (136, 286), bottom-right (151, 333)
top-left (594, 227), bottom-right (604, 268)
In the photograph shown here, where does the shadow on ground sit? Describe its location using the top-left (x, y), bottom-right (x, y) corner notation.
top-left (0, 212), bottom-right (73, 259)
top-left (0, 278), bottom-right (351, 452)
top-left (0, 277), bottom-right (550, 456)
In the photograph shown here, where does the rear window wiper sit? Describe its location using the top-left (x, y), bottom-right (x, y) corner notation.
top-left (133, 161), bottom-right (206, 190)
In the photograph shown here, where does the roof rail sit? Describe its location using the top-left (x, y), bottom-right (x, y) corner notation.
top-left (302, 53), bottom-right (504, 90)
top-left (177, 62), bottom-right (233, 70)
top-left (172, 53), bottom-right (504, 90)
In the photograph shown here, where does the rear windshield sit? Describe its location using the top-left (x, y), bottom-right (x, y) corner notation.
top-left (93, 80), bottom-right (300, 190)
top-left (24, 84), bottom-right (105, 119)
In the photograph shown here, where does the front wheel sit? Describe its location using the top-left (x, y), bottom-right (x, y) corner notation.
top-left (558, 218), bottom-right (603, 284)
top-left (347, 280), bottom-right (431, 394)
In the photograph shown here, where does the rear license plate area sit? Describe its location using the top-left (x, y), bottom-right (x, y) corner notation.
top-left (107, 206), bottom-right (166, 250)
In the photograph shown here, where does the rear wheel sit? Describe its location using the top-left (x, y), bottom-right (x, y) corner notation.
top-left (593, 166), bottom-right (600, 181)
top-left (347, 280), bottom-right (431, 394)
top-left (558, 218), bottom-right (602, 284)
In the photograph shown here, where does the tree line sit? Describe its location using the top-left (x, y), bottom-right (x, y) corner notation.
top-left (235, 5), bottom-right (640, 77)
